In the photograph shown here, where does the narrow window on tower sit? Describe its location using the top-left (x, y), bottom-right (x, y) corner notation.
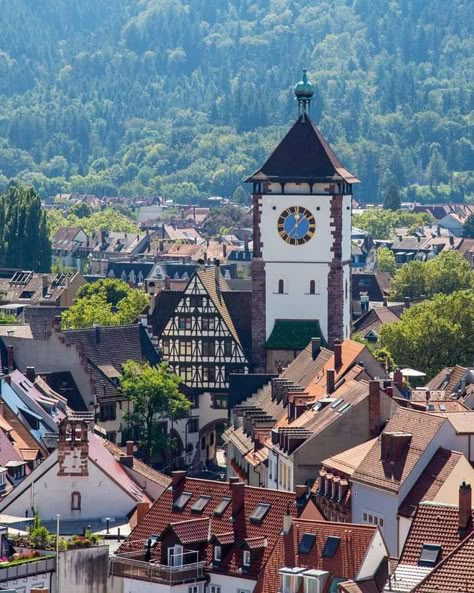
top-left (278, 279), bottom-right (284, 294)
top-left (309, 280), bottom-right (316, 295)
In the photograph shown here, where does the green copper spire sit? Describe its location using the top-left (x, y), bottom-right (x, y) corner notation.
top-left (294, 68), bottom-right (314, 118)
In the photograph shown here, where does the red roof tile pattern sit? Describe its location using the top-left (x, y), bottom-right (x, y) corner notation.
top-left (413, 530), bottom-right (474, 592)
top-left (398, 448), bottom-right (463, 518)
top-left (352, 408), bottom-right (446, 493)
top-left (400, 502), bottom-right (474, 566)
top-left (253, 519), bottom-right (378, 593)
top-left (168, 518), bottom-right (210, 544)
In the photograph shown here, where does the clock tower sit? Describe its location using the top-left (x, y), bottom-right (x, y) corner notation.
top-left (247, 70), bottom-right (359, 371)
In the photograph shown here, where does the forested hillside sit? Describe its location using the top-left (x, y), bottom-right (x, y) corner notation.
top-left (0, 0), bottom-right (472, 202)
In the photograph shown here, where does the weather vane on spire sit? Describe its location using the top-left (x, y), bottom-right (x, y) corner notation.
top-left (294, 68), bottom-right (314, 119)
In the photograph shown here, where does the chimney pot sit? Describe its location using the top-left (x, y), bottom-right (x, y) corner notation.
top-left (7, 345), bottom-right (14, 373)
top-left (126, 441), bottom-right (134, 456)
top-left (228, 476), bottom-right (240, 484)
top-left (26, 366), bottom-right (36, 383)
top-left (311, 337), bottom-right (321, 360)
top-left (282, 512), bottom-right (292, 535)
top-left (326, 369), bottom-right (335, 395)
top-left (333, 339), bottom-right (342, 370)
top-left (393, 368), bottom-right (404, 391)
top-left (172, 470), bottom-right (186, 491)
top-left (231, 481), bottom-right (245, 518)
top-left (459, 481), bottom-right (472, 533)
top-left (136, 501), bottom-right (150, 525)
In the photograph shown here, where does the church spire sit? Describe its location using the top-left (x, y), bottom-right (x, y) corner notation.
top-left (294, 68), bottom-right (314, 119)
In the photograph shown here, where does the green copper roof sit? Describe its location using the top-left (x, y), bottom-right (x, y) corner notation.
top-left (294, 68), bottom-right (314, 99)
top-left (265, 319), bottom-right (324, 350)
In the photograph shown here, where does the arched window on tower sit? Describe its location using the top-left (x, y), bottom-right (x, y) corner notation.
top-left (278, 279), bottom-right (284, 294)
top-left (309, 280), bottom-right (316, 295)
top-left (71, 491), bottom-right (81, 511)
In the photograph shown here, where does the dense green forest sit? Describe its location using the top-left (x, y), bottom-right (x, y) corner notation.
top-left (0, 0), bottom-right (472, 203)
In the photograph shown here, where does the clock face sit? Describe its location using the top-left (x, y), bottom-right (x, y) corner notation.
top-left (277, 206), bottom-right (316, 245)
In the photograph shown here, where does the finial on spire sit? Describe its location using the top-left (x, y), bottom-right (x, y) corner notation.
top-left (294, 68), bottom-right (314, 119)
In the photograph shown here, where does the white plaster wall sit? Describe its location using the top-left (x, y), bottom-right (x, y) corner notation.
top-left (118, 577), bottom-right (206, 593)
top-left (352, 482), bottom-right (400, 557)
top-left (268, 450), bottom-right (279, 490)
top-left (357, 529), bottom-right (387, 580)
top-left (265, 262), bottom-right (329, 339)
top-left (0, 454), bottom-right (136, 522)
top-left (1, 572), bottom-right (52, 592)
top-left (398, 516), bottom-right (412, 557)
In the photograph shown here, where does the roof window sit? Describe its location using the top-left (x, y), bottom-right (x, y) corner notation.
top-left (322, 536), bottom-right (341, 558)
top-left (418, 543), bottom-right (441, 567)
top-left (330, 398), bottom-right (344, 409)
top-left (249, 503), bottom-right (271, 524)
top-left (172, 491), bottom-right (192, 511)
top-left (298, 533), bottom-right (316, 555)
top-left (191, 495), bottom-right (211, 514)
top-left (213, 497), bottom-right (231, 517)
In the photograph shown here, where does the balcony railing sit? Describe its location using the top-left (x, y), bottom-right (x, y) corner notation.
top-left (110, 556), bottom-right (206, 585)
top-left (0, 556), bottom-right (56, 583)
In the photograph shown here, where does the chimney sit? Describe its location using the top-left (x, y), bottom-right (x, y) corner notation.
top-left (215, 261), bottom-right (221, 300)
top-left (282, 512), bottom-right (292, 535)
top-left (404, 296), bottom-right (410, 309)
top-left (326, 369), bottom-right (335, 395)
top-left (126, 441), bottom-right (134, 456)
top-left (382, 296), bottom-right (388, 307)
top-left (32, 588), bottom-right (49, 593)
top-left (333, 339), bottom-right (342, 370)
top-left (41, 275), bottom-right (48, 298)
top-left (295, 485), bottom-right (307, 500)
top-left (136, 501), bottom-right (150, 525)
top-left (223, 244), bottom-right (227, 258)
top-left (231, 480), bottom-right (245, 518)
top-left (311, 337), bottom-right (321, 360)
top-left (459, 481), bottom-right (472, 533)
top-left (229, 476), bottom-right (240, 484)
top-left (164, 276), bottom-right (170, 290)
top-left (7, 345), bottom-right (13, 372)
top-left (385, 385), bottom-right (393, 398)
top-left (393, 368), bottom-right (404, 391)
top-left (26, 367), bottom-right (36, 383)
top-left (369, 380), bottom-right (380, 437)
top-left (172, 470), bottom-right (186, 491)
top-left (120, 455), bottom-right (134, 468)
top-left (94, 324), bottom-right (100, 344)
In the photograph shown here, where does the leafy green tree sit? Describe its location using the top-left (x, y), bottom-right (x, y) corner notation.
top-left (61, 280), bottom-right (149, 329)
top-left (122, 362), bottom-right (191, 463)
top-left (380, 290), bottom-right (474, 378)
top-left (377, 246), bottom-right (397, 274)
top-left (463, 214), bottom-right (474, 238)
top-left (69, 202), bottom-right (92, 218)
top-left (390, 251), bottom-right (474, 300)
top-left (383, 181), bottom-right (401, 211)
top-left (353, 210), bottom-right (431, 240)
top-left (0, 184), bottom-right (51, 272)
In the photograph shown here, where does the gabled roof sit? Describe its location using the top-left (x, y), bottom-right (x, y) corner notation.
top-left (254, 518), bottom-right (379, 593)
top-left (318, 438), bottom-right (378, 482)
top-left (413, 530), bottom-right (474, 592)
top-left (245, 116), bottom-right (359, 184)
top-left (351, 408), bottom-right (446, 493)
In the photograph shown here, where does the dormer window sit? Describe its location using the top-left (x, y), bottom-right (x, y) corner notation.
top-left (242, 549), bottom-right (251, 569)
top-left (214, 545), bottom-right (222, 563)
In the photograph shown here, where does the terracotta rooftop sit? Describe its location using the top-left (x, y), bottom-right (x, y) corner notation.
top-left (254, 518), bottom-right (380, 593)
top-left (398, 449), bottom-right (465, 518)
top-left (351, 408), bottom-right (446, 493)
top-left (434, 411), bottom-right (474, 434)
top-left (318, 438), bottom-right (378, 483)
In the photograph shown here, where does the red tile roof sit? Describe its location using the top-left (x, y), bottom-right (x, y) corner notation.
top-left (253, 518), bottom-right (379, 593)
top-left (352, 408), bottom-right (446, 493)
top-left (400, 502), bottom-right (474, 565)
top-left (398, 448), bottom-right (464, 518)
top-left (168, 518), bottom-right (210, 544)
top-left (413, 530), bottom-right (474, 592)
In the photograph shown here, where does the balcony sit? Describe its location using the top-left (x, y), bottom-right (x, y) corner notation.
top-left (110, 555), bottom-right (206, 585)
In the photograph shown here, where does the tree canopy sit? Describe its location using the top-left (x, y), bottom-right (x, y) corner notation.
top-left (390, 251), bottom-right (474, 301)
top-left (353, 210), bottom-right (431, 240)
top-left (0, 0), bottom-right (470, 202)
top-left (377, 246), bottom-right (397, 274)
top-left (61, 279), bottom-right (149, 329)
top-left (122, 361), bottom-right (191, 463)
top-left (380, 290), bottom-right (474, 378)
top-left (0, 184), bottom-right (51, 271)
top-left (463, 214), bottom-right (474, 238)
top-left (47, 207), bottom-right (138, 238)
top-left (383, 181), bottom-right (401, 211)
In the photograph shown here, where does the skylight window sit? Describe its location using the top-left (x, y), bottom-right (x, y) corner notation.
top-left (418, 543), bottom-right (441, 567)
top-left (191, 495), bottom-right (211, 514)
top-left (322, 536), bottom-right (341, 558)
top-left (213, 497), bottom-right (231, 517)
top-left (330, 398), bottom-right (344, 409)
top-left (172, 491), bottom-right (192, 511)
top-left (249, 503), bottom-right (271, 524)
top-left (439, 404), bottom-right (447, 411)
top-left (298, 533), bottom-right (316, 555)
top-left (337, 402), bottom-right (352, 414)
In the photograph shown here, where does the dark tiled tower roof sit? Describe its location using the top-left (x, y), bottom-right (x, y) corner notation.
top-left (246, 116), bottom-right (359, 184)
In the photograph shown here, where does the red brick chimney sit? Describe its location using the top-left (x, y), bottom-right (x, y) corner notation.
top-left (326, 369), bottom-right (335, 395)
top-left (172, 470), bottom-right (186, 491)
top-left (136, 501), bottom-right (150, 525)
top-left (231, 481), bottom-right (245, 518)
top-left (459, 481), bottom-right (472, 533)
top-left (393, 368), bottom-right (404, 391)
top-left (126, 441), bottom-right (134, 456)
top-left (333, 339), bottom-right (342, 370)
top-left (369, 380), bottom-right (380, 437)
